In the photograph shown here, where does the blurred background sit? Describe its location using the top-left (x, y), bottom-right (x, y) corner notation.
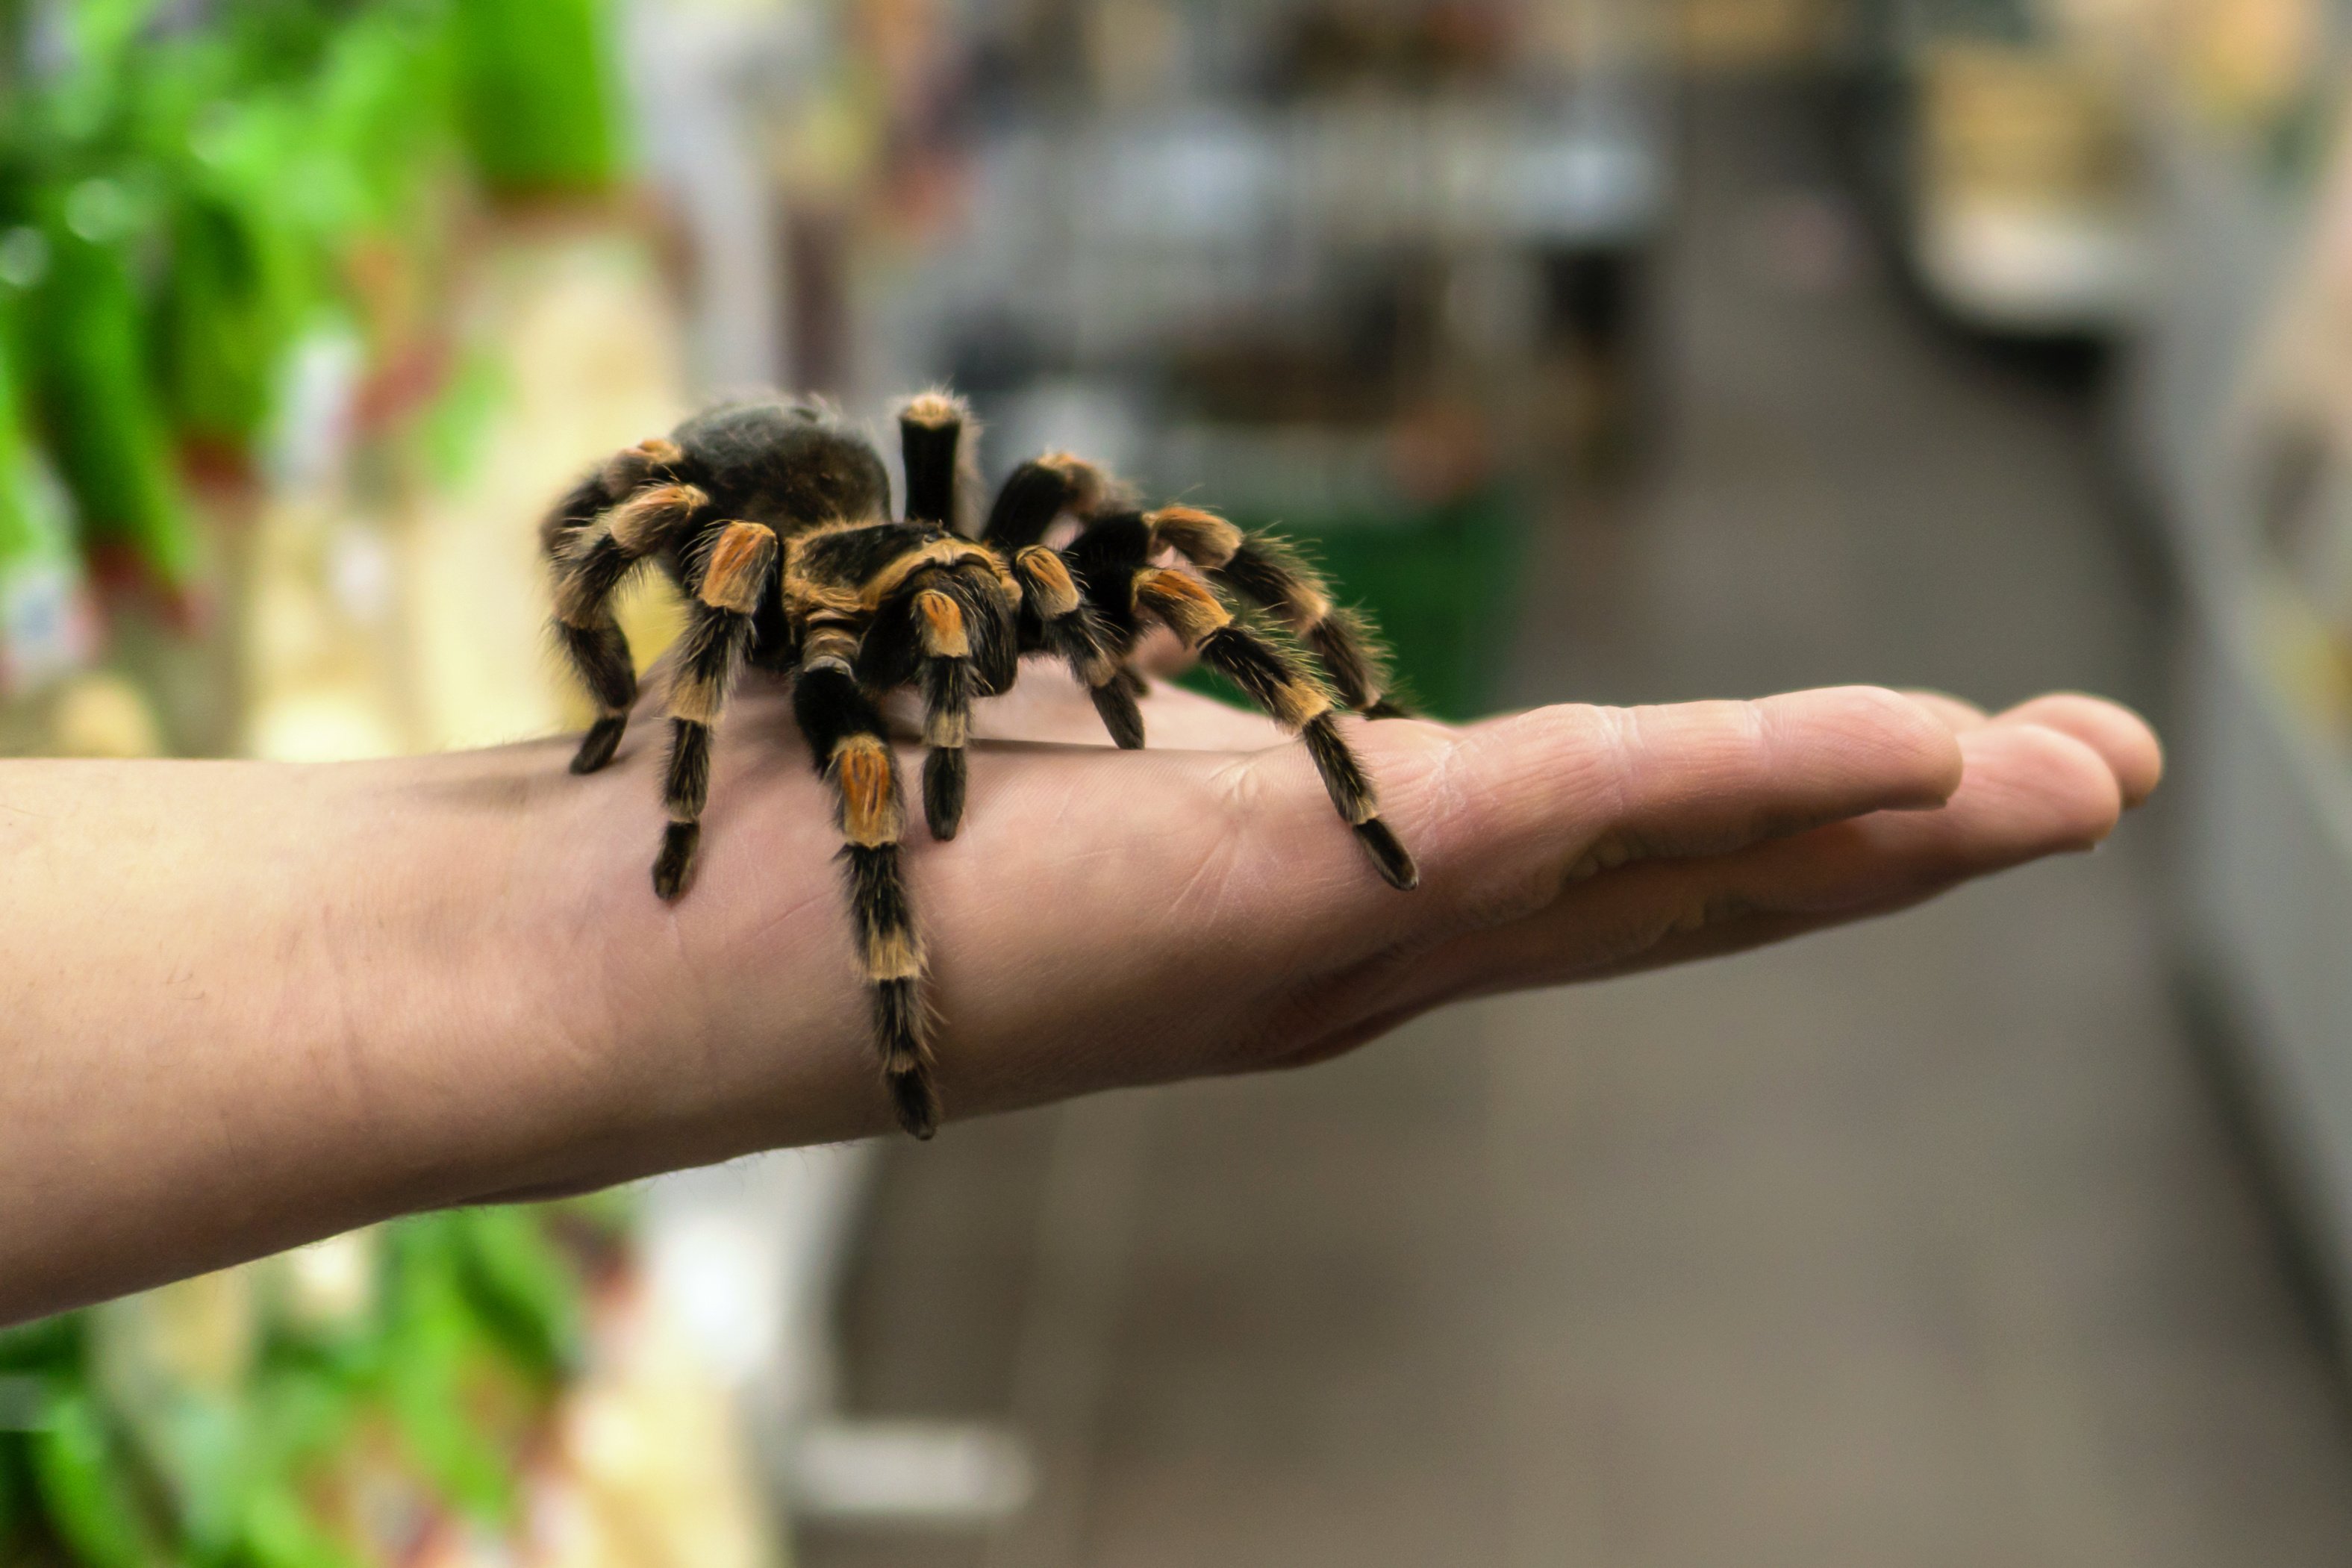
top-left (6, 0), bottom-right (2352, 1563)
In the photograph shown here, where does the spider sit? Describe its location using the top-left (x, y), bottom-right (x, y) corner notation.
top-left (543, 393), bottom-right (1418, 1139)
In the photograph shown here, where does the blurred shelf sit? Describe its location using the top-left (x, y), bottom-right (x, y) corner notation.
top-left (2125, 66), bottom-right (2352, 1331)
top-left (887, 90), bottom-right (1668, 381)
top-left (2179, 560), bottom-right (2352, 1323)
top-left (2120, 83), bottom-right (2308, 569)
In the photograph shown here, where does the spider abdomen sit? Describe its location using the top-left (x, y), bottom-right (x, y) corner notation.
top-left (669, 401), bottom-right (893, 540)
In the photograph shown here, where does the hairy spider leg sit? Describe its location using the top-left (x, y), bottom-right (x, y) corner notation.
top-left (941, 557), bottom-right (1023, 695)
top-left (1006, 543), bottom-right (1141, 748)
top-left (1146, 507), bottom-right (1410, 719)
top-left (1126, 564), bottom-right (1420, 891)
top-left (546, 439), bottom-right (704, 774)
top-left (1057, 503), bottom-right (1161, 655)
top-left (980, 452), bottom-right (1109, 550)
top-left (917, 559), bottom-right (1023, 838)
top-left (898, 393), bottom-right (1026, 739)
top-left (979, 453), bottom-right (1156, 741)
top-left (794, 622), bottom-right (940, 1139)
top-left (540, 435), bottom-right (684, 555)
top-left (541, 470), bottom-right (614, 557)
top-left (913, 587), bottom-right (976, 837)
top-left (899, 390), bottom-right (975, 531)
top-left (649, 519), bottom-right (778, 899)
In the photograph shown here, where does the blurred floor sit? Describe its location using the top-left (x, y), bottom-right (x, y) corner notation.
top-left (802, 84), bottom-right (2352, 1567)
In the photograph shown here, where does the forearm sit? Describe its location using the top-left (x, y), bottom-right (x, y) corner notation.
top-left (0, 741), bottom-right (855, 1322)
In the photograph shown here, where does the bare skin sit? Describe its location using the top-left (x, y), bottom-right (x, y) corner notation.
top-left (0, 665), bottom-right (2159, 1324)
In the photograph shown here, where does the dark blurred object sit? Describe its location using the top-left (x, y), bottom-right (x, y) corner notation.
top-left (1264, 0), bottom-right (1516, 99)
top-left (1845, 0), bottom-right (2147, 336)
top-left (1535, 243), bottom-right (1652, 468)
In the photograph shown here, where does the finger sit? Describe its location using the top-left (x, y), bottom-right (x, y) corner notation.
top-left (1901, 689), bottom-right (1988, 732)
top-left (1994, 693), bottom-right (2162, 807)
top-left (1382, 687), bottom-right (1965, 930)
top-left (1401, 720), bottom-right (2123, 1004)
top-left (1581, 723), bottom-right (2124, 980)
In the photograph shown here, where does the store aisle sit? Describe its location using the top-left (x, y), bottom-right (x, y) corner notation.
top-left (805, 84), bottom-right (2352, 1568)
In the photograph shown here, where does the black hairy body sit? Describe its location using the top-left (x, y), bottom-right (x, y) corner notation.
top-left (546, 393), bottom-right (1418, 1138)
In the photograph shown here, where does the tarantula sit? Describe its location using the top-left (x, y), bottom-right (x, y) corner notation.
top-left (543, 393), bottom-right (1417, 1139)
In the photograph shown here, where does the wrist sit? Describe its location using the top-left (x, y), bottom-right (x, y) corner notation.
top-left (291, 743), bottom-right (642, 1211)
top-left (378, 737), bottom-right (886, 1201)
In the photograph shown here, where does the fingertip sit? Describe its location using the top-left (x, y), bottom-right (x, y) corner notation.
top-left (1994, 693), bottom-right (2164, 808)
top-left (1762, 685), bottom-right (1965, 808)
top-left (1959, 722), bottom-right (2125, 853)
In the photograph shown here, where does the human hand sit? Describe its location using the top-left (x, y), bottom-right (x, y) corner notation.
top-left (545, 662), bottom-right (2159, 1175)
top-left (0, 661), bottom-right (2160, 1316)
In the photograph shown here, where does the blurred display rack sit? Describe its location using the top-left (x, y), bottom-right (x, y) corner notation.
top-left (2123, 69), bottom-right (2352, 1329)
top-left (890, 91), bottom-right (1664, 358)
top-left (2176, 576), bottom-right (2352, 1318)
top-left (2121, 88), bottom-right (2306, 550)
top-left (1848, 0), bottom-right (2152, 335)
top-left (866, 82), bottom-right (1671, 430)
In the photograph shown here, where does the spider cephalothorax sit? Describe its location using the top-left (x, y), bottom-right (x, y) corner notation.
top-left (545, 393), bottom-right (1417, 1138)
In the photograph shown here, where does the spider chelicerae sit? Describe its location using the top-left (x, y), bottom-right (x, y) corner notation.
top-left (543, 393), bottom-right (1418, 1139)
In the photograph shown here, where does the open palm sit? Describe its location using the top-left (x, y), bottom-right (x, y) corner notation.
top-left (545, 658), bottom-right (2159, 1158)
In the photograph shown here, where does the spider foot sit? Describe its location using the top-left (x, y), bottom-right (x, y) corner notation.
top-left (923, 748), bottom-right (967, 840)
top-left (1354, 819), bottom-right (1419, 891)
top-left (571, 716), bottom-right (628, 774)
top-left (888, 1065), bottom-right (941, 1141)
top-left (876, 977), bottom-right (940, 1139)
top-left (652, 822), bottom-right (700, 901)
top-left (1090, 681), bottom-right (1145, 749)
